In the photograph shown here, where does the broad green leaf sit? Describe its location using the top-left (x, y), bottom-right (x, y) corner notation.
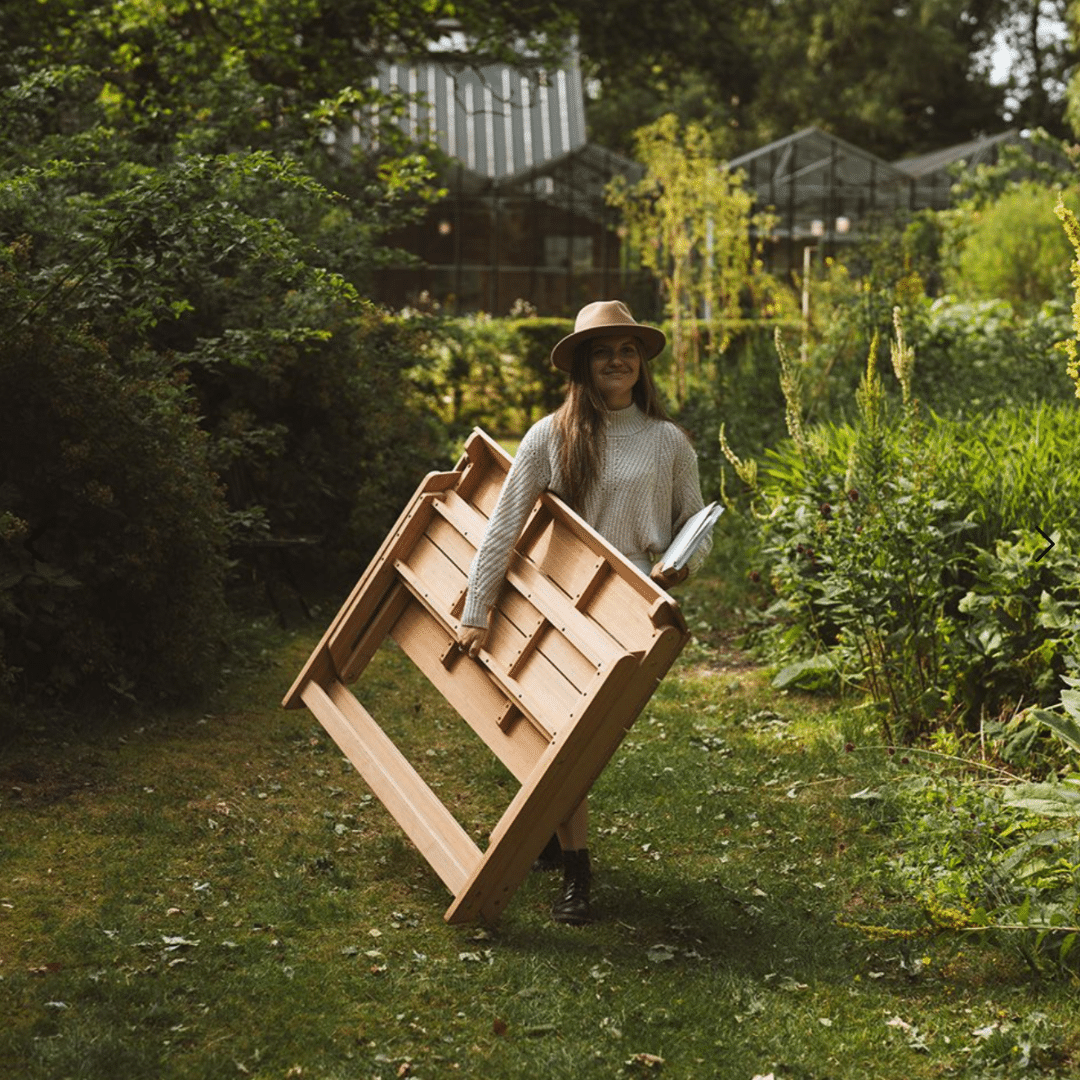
top-left (771, 653), bottom-right (837, 690)
top-left (1030, 705), bottom-right (1080, 754)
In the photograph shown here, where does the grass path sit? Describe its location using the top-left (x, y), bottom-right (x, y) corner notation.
top-left (1, 568), bottom-right (1077, 1079)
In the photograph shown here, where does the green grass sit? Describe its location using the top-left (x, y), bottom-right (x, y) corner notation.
top-left (1, 558), bottom-right (1078, 1079)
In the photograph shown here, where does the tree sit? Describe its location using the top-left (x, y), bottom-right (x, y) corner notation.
top-left (998, 0), bottom-right (1078, 136)
top-left (576, 0), bottom-right (1023, 161)
top-left (607, 114), bottom-right (765, 406)
top-left (0, 1), bottom-right (576, 706)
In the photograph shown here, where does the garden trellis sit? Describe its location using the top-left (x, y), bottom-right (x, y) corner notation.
top-left (284, 429), bottom-right (689, 923)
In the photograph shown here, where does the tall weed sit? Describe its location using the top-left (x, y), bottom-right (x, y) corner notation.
top-left (728, 312), bottom-right (1080, 739)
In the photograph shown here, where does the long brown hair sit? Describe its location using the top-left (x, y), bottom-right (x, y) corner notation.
top-left (553, 336), bottom-right (671, 510)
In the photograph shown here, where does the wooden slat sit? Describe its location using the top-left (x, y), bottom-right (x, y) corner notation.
top-left (390, 602), bottom-right (548, 781)
top-left (283, 475), bottom-right (455, 708)
top-left (456, 429), bottom-right (510, 507)
top-left (578, 568), bottom-right (659, 652)
top-left (424, 512), bottom-right (476, 576)
top-left (301, 679), bottom-right (480, 894)
top-left (325, 494), bottom-right (440, 687)
top-left (525, 515), bottom-right (604, 602)
top-left (433, 490), bottom-right (616, 666)
top-left (392, 554), bottom-right (566, 741)
top-left (337, 582), bottom-right (411, 686)
top-left (505, 553), bottom-right (623, 664)
top-left (444, 651), bottom-right (641, 924)
top-left (398, 533), bottom-right (466, 615)
top-left (537, 491), bottom-right (660, 605)
top-left (499, 589), bottom-right (595, 693)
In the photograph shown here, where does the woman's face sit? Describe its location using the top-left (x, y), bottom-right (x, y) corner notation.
top-left (588, 334), bottom-right (641, 408)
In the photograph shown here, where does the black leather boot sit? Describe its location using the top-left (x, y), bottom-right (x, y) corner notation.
top-left (551, 848), bottom-right (592, 925)
top-left (532, 833), bottom-right (563, 872)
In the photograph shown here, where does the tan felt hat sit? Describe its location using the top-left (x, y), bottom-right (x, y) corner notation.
top-left (550, 300), bottom-right (666, 373)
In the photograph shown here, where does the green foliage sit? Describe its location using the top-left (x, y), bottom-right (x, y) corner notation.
top-left (860, 758), bottom-right (1080, 978)
top-left (0, 309), bottom-right (230, 705)
top-left (949, 183), bottom-right (1079, 310)
top-left (0, 2), bottom-right (490, 708)
top-left (850, 685), bottom-right (1080, 978)
top-left (912, 296), bottom-right (1077, 416)
top-left (734, 309), bottom-right (1080, 738)
top-left (582, 1), bottom-right (1028, 162)
top-left (1053, 191), bottom-right (1080, 401)
top-left (607, 114), bottom-right (772, 407)
top-left (407, 314), bottom-right (571, 439)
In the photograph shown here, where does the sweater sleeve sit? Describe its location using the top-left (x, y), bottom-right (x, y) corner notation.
top-left (460, 421), bottom-right (553, 629)
top-left (670, 432), bottom-right (711, 575)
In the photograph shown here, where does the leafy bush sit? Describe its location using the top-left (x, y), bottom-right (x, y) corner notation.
top-left (911, 296), bottom-right (1076, 416)
top-left (848, 690), bottom-right (1080, 978)
top-left (729, 316), bottom-right (1080, 738)
top-left (949, 182), bottom-right (1078, 311)
top-left (408, 315), bottom-right (571, 440)
top-left (0, 308), bottom-right (230, 706)
top-left (0, 24), bottom-right (455, 708)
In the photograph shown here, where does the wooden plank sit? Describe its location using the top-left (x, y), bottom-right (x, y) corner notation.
top-left (325, 496), bottom-right (441, 677)
top-left (424, 512), bottom-right (476, 576)
top-left (456, 429), bottom-right (510, 506)
top-left (392, 554), bottom-right (565, 742)
top-left (390, 601), bottom-right (548, 781)
top-left (433, 490), bottom-right (614, 667)
top-left (301, 679), bottom-right (480, 894)
top-left (283, 479), bottom-right (446, 708)
top-left (337, 582), bottom-right (411, 686)
top-left (499, 589), bottom-right (595, 693)
top-left (579, 568), bottom-right (660, 653)
top-left (505, 553), bottom-right (623, 664)
top-left (446, 623), bottom-right (690, 924)
top-left (397, 533), bottom-right (466, 615)
top-left (444, 651), bottom-right (642, 924)
top-left (537, 491), bottom-right (661, 605)
top-left (524, 515), bottom-right (604, 602)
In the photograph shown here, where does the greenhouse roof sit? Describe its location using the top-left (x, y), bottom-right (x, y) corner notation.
top-left (891, 129), bottom-right (1021, 178)
top-left (726, 127), bottom-right (915, 240)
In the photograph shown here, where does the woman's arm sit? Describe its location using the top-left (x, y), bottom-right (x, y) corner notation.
top-left (457, 422), bottom-right (553, 643)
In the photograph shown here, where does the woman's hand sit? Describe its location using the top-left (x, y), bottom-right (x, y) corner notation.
top-left (650, 562), bottom-right (689, 590)
top-left (457, 624), bottom-right (489, 658)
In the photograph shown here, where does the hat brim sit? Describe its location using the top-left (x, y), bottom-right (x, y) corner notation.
top-left (550, 324), bottom-right (667, 373)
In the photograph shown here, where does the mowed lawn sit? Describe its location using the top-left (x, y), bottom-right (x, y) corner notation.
top-left (1, 564), bottom-right (1077, 1079)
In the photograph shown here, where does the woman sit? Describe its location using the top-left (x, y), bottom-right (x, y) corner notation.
top-left (456, 300), bottom-right (710, 925)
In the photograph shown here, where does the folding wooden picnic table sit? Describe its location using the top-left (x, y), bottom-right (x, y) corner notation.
top-left (284, 428), bottom-right (690, 923)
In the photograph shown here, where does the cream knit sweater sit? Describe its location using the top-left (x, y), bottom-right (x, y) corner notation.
top-left (461, 404), bottom-right (709, 629)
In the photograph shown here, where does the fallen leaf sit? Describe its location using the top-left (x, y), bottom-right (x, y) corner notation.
top-left (626, 1052), bottom-right (664, 1069)
top-left (493, 1018), bottom-right (508, 1036)
top-left (161, 936), bottom-right (199, 949)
